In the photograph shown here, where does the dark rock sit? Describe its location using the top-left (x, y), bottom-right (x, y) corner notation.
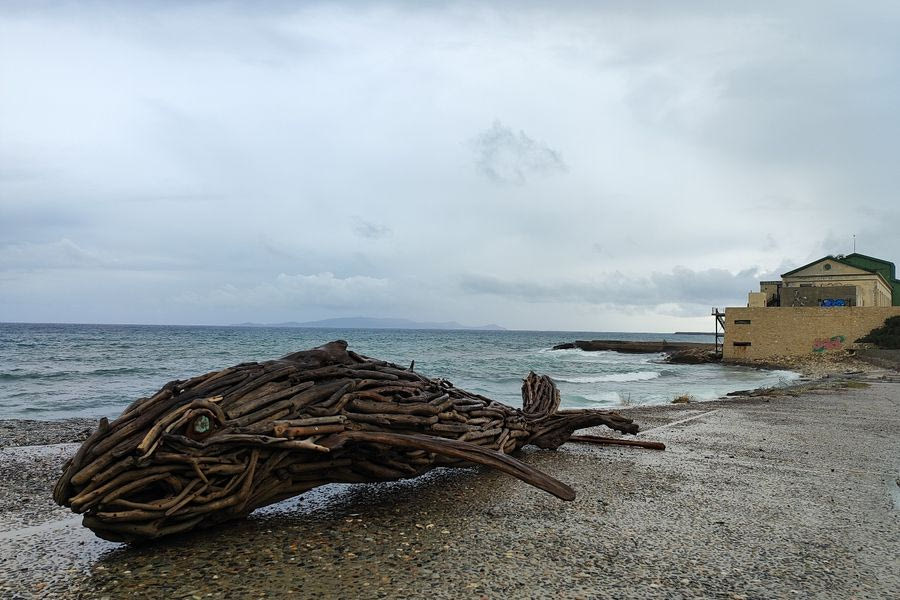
top-left (665, 349), bottom-right (721, 364)
top-left (551, 340), bottom-right (715, 354)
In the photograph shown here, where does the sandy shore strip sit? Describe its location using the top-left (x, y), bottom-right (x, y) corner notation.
top-left (1, 369), bottom-right (898, 599)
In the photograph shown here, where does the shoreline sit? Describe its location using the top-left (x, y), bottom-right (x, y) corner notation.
top-left (1, 360), bottom-right (897, 598)
top-left (0, 351), bottom-right (880, 436)
top-left (3, 374), bottom-right (899, 598)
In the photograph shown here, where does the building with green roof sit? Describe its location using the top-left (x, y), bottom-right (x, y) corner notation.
top-left (838, 253), bottom-right (900, 306)
top-left (750, 253), bottom-right (899, 307)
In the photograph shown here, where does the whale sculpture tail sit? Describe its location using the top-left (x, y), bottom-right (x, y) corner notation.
top-left (521, 372), bottom-right (639, 449)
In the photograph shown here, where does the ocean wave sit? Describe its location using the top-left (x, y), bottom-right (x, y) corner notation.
top-left (0, 366), bottom-right (155, 381)
top-left (542, 347), bottom-right (665, 364)
top-left (0, 371), bottom-right (70, 381)
top-left (564, 392), bottom-right (620, 406)
top-left (554, 371), bottom-right (660, 384)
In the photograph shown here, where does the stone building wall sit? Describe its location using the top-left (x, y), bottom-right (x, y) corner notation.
top-left (723, 306), bottom-right (900, 360)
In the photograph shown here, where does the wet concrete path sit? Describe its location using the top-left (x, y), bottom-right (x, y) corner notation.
top-left (1, 378), bottom-right (898, 599)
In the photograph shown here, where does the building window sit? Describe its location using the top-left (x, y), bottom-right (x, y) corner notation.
top-left (734, 319), bottom-right (751, 324)
top-left (733, 341), bottom-right (751, 347)
top-left (823, 263), bottom-right (832, 270)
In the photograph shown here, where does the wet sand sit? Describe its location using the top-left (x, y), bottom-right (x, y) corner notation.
top-left (1, 373), bottom-right (899, 599)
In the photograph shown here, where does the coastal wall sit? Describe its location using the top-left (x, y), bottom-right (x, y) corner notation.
top-left (723, 306), bottom-right (900, 360)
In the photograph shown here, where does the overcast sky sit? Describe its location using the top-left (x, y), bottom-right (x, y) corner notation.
top-left (2, 1), bottom-right (899, 331)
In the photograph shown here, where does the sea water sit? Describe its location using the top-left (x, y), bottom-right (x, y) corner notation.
top-left (0, 323), bottom-right (798, 420)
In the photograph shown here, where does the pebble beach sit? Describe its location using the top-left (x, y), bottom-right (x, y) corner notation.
top-left (1, 362), bottom-right (898, 599)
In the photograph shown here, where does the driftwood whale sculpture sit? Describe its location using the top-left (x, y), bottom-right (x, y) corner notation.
top-left (54, 341), bottom-right (642, 542)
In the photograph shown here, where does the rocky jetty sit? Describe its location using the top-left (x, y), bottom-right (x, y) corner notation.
top-left (552, 340), bottom-right (720, 364)
top-left (552, 340), bottom-right (714, 353)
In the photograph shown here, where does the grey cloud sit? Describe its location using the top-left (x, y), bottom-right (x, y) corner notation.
top-left (0, 239), bottom-right (195, 272)
top-left (648, 267), bottom-right (762, 306)
top-left (818, 233), bottom-right (856, 257)
top-left (471, 121), bottom-right (567, 185)
top-left (0, 203), bottom-right (86, 239)
top-left (0, 239), bottom-right (104, 270)
top-left (176, 272), bottom-right (396, 313)
top-left (461, 266), bottom-right (773, 315)
top-left (0, 164), bottom-right (50, 183)
top-left (352, 218), bottom-right (392, 240)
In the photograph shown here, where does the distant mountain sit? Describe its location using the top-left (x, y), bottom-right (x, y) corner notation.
top-left (232, 317), bottom-right (506, 331)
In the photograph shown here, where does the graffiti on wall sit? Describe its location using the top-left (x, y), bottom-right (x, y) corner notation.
top-left (790, 290), bottom-right (811, 307)
top-left (812, 335), bottom-right (845, 353)
top-left (784, 286), bottom-right (856, 307)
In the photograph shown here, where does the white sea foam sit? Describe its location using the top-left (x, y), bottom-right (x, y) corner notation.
top-left (542, 347), bottom-right (661, 366)
top-left (554, 371), bottom-right (661, 384)
top-left (571, 391), bottom-right (622, 405)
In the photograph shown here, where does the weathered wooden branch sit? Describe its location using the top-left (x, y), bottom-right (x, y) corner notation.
top-left (569, 435), bottom-right (666, 451)
top-left (54, 340), bottom-right (645, 542)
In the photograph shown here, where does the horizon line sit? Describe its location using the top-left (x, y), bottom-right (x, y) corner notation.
top-left (0, 320), bottom-right (714, 335)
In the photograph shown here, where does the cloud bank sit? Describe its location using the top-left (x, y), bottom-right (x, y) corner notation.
top-left (2, 1), bottom-right (899, 331)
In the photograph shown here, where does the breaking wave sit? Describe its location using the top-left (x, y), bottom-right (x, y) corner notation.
top-left (553, 371), bottom-right (661, 384)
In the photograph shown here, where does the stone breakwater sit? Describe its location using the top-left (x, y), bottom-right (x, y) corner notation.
top-left (552, 340), bottom-right (715, 353)
top-left (553, 340), bottom-right (720, 364)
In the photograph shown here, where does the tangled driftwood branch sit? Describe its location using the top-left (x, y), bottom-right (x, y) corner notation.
top-left (54, 341), bottom-right (646, 542)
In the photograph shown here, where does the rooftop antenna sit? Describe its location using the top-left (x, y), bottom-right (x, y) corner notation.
top-left (852, 234), bottom-right (856, 253)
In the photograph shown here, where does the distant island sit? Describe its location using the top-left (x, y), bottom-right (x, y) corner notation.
top-left (232, 317), bottom-right (506, 331)
top-left (673, 331), bottom-right (716, 336)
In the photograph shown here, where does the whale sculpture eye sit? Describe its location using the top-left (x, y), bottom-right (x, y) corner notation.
top-left (193, 415), bottom-right (211, 434)
top-left (186, 412), bottom-right (216, 440)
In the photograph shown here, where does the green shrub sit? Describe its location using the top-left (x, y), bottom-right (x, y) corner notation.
top-left (857, 316), bottom-right (900, 349)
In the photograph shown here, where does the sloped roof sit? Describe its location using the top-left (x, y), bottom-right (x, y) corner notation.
top-left (780, 254), bottom-right (900, 306)
top-left (842, 253), bottom-right (897, 280)
top-left (780, 255), bottom-right (864, 278)
top-left (842, 253), bottom-right (900, 306)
